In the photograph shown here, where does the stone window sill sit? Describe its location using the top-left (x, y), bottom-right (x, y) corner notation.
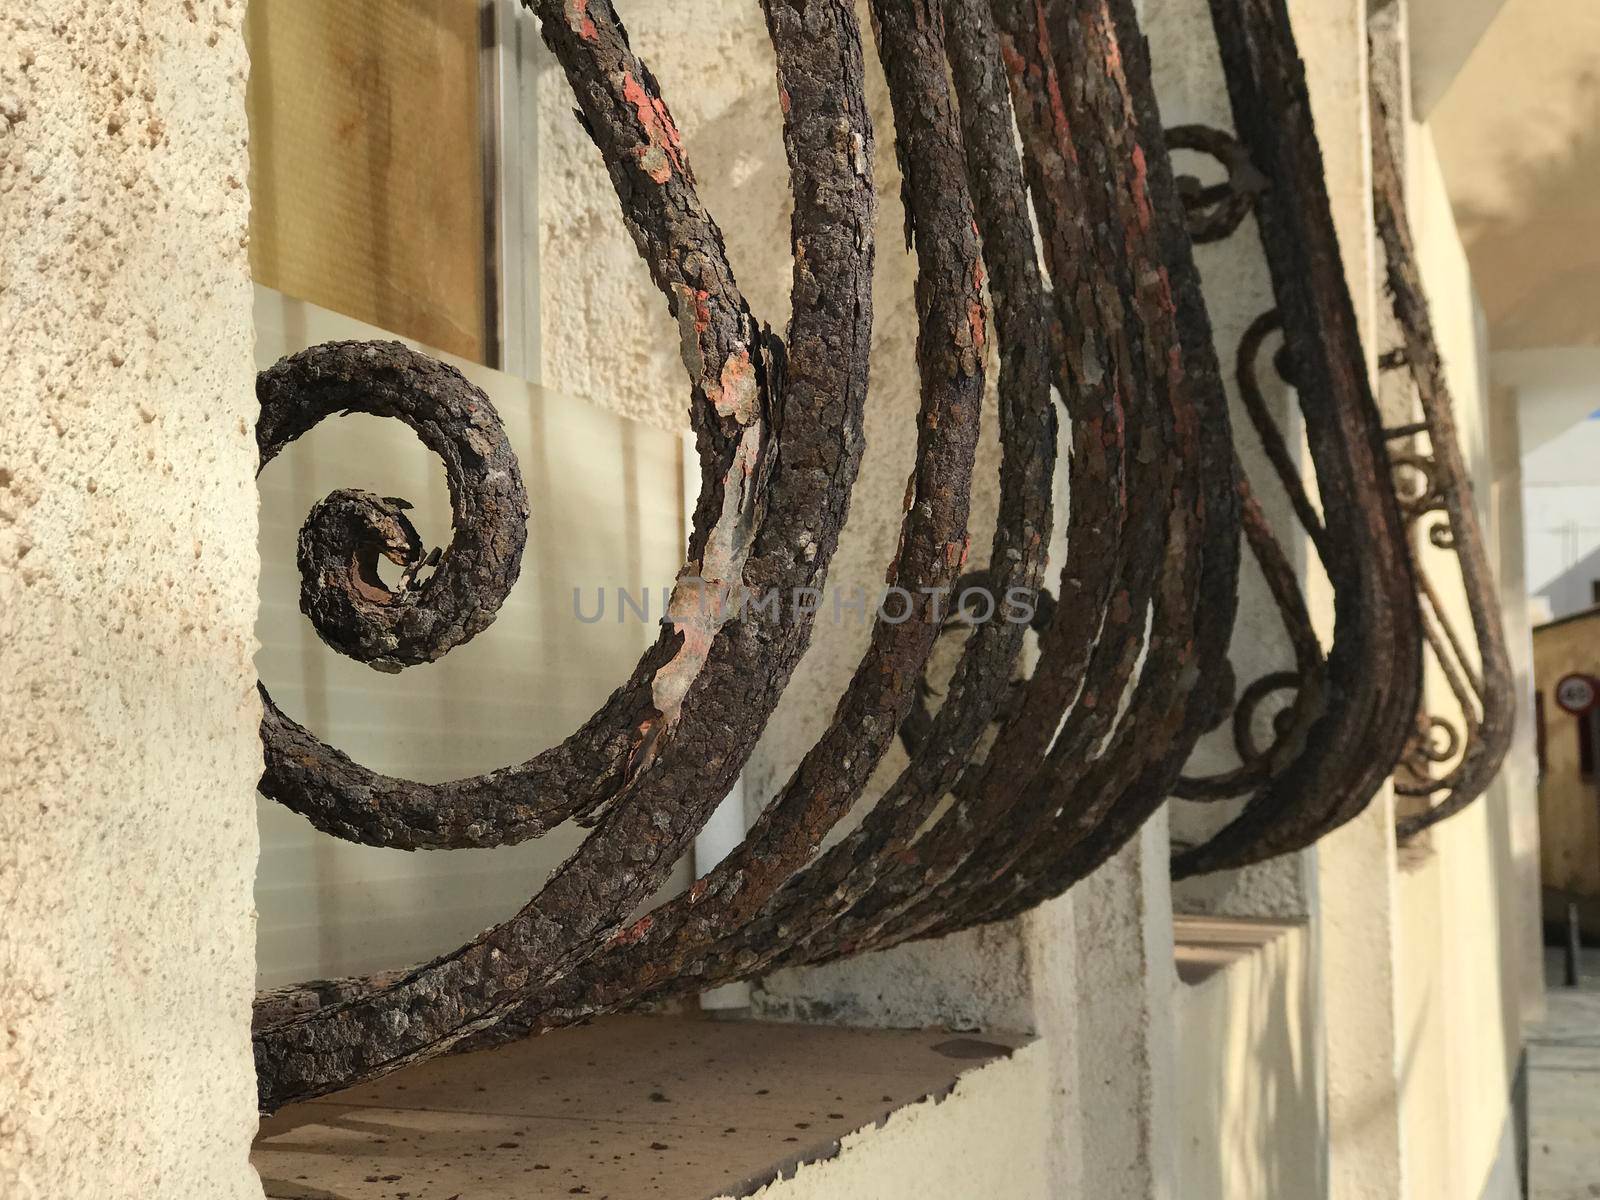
top-left (253, 1014), bottom-right (1029, 1199)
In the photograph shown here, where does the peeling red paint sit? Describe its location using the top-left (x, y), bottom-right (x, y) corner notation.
top-left (1100, 4), bottom-right (1125, 79)
top-left (622, 71), bottom-right (686, 184)
top-left (999, 36), bottom-right (1026, 76)
top-left (564, 0), bottom-right (597, 42)
top-left (1130, 144), bottom-right (1152, 232)
top-left (1034, 0), bottom-right (1078, 167)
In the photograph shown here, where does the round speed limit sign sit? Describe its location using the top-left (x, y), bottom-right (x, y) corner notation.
top-left (1554, 672), bottom-right (1600, 716)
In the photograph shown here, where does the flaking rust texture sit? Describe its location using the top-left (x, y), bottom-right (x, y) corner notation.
top-left (249, 0), bottom-right (1512, 1111)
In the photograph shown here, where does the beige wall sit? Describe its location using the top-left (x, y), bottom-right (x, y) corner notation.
top-left (1174, 921), bottom-right (1322, 1200)
top-left (0, 3), bottom-right (262, 1197)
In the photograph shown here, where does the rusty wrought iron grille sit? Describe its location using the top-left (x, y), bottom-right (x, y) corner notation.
top-left (249, 0), bottom-right (1511, 1110)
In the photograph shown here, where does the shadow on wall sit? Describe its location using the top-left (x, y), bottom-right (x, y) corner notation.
top-left (1174, 920), bottom-right (1322, 1200)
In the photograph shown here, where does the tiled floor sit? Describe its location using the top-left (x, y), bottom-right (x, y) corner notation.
top-left (252, 1015), bottom-right (1028, 1200)
top-left (1531, 949), bottom-right (1600, 1200)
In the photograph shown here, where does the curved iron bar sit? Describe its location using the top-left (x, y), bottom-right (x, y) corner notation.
top-left (896, 569), bottom-right (1059, 759)
top-left (1369, 90), bottom-right (1515, 839)
top-left (1168, 0), bottom-right (1424, 879)
top-left (364, 0), bottom-right (1083, 1050)
top-left (1173, 313), bottom-right (1327, 803)
top-left (1173, 466), bottom-right (1326, 802)
top-left (708, 0), bottom-right (1237, 965)
top-left (461, 0), bottom-right (1231, 1015)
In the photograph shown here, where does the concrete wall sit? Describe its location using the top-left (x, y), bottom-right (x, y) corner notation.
top-left (0, 3), bottom-right (262, 1197)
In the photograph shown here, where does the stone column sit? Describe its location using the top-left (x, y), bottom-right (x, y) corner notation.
top-left (0, 4), bottom-right (261, 1196)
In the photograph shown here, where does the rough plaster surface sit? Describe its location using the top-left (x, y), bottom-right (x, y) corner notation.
top-left (752, 921), bottom-right (1034, 1035)
top-left (1071, 815), bottom-right (1180, 1200)
top-left (0, 4), bottom-right (261, 1197)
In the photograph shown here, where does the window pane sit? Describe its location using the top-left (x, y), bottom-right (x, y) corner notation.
top-left (246, 0), bottom-right (489, 363)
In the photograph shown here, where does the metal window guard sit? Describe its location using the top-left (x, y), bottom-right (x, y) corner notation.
top-left (248, 0), bottom-right (1512, 1111)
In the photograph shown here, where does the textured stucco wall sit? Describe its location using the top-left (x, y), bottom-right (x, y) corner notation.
top-left (0, 4), bottom-right (261, 1198)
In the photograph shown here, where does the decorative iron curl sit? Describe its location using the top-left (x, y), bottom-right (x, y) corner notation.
top-left (254, 0), bottom-right (879, 1108)
top-left (251, 0), bottom-right (1242, 1109)
top-left (1167, 123), bottom-right (1266, 244)
top-left (1371, 88), bottom-right (1514, 839)
top-left (257, 341), bottom-right (529, 673)
top-left (1165, 0), bottom-right (1510, 868)
top-left (1174, 315), bottom-right (1326, 804)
